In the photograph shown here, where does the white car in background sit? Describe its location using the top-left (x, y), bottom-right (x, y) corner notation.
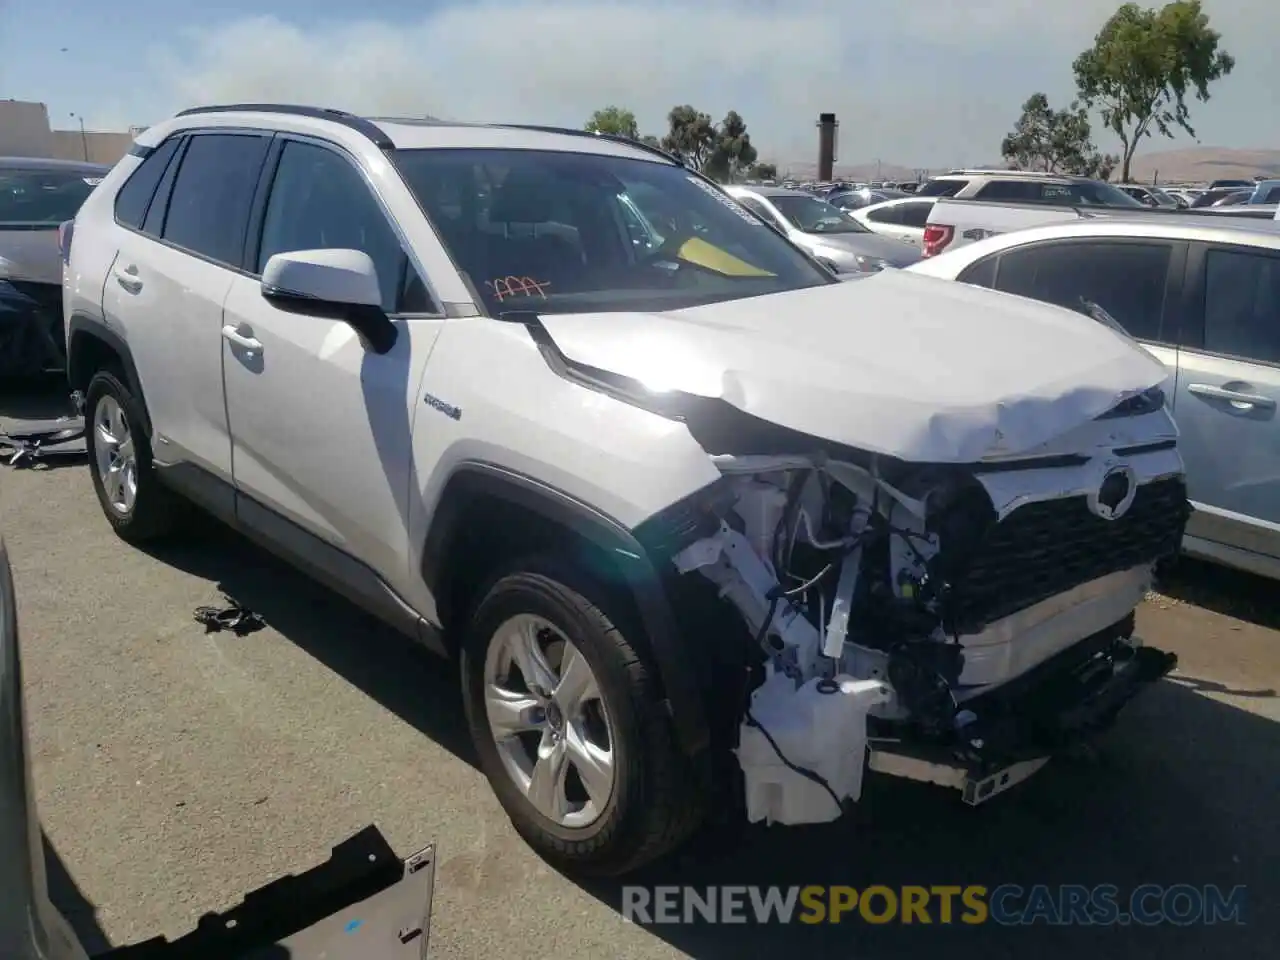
top-left (724, 185), bottom-right (921, 273)
top-left (909, 215), bottom-right (1280, 581)
top-left (846, 195), bottom-right (937, 249)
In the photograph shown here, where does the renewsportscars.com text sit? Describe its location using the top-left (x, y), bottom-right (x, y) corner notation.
top-left (621, 884), bottom-right (1247, 926)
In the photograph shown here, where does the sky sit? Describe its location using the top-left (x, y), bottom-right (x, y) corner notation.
top-left (0, 0), bottom-right (1272, 167)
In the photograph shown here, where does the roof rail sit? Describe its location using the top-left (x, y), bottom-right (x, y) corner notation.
top-left (173, 104), bottom-right (394, 149)
top-left (946, 168), bottom-right (1084, 180)
top-left (489, 124), bottom-right (684, 166)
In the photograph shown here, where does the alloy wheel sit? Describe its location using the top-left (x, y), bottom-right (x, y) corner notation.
top-left (483, 614), bottom-right (616, 828)
top-left (93, 395), bottom-right (137, 515)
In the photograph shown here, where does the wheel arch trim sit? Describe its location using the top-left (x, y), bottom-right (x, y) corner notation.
top-left (65, 315), bottom-right (151, 432)
top-left (422, 460), bottom-right (710, 757)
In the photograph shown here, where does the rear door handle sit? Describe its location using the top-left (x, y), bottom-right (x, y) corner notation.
top-left (1187, 382), bottom-right (1277, 410)
top-left (114, 265), bottom-right (142, 294)
top-left (221, 324), bottom-right (263, 353)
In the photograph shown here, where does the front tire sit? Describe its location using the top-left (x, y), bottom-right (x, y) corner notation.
top-left (461, 557), bottom-right (702, 876)
top-left (85, 369), bottom-right (180, 542)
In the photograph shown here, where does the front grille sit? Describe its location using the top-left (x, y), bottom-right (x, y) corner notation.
top-left (944, 476), bottom-right (1190, 633)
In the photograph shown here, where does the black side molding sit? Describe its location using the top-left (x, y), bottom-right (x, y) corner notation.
top-left (422, 461), bottom-right (710, 756)
top-left (173, 104), bottom-right (395, 149)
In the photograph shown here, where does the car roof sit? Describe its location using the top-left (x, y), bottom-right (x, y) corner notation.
top-left (940, 215), bottom-right (1280, 260)
top-left (148, 105), bottom-right (675, 166)
top-left (859, 195), bottom-right (931, 211)
top-left (936, 169), bottom-right (1093, 183)
top-left (0, 156), bottom-right (111, 174)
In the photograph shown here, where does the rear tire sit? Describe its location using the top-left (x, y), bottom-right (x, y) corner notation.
top-left (461, 556), bottom-right (703, 876)
top-left (85, 369), bottom-right (182, 543)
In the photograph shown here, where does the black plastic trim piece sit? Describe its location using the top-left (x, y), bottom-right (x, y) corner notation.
top-left (175, 104), bottom-right (395, 149)
top-left (100, 829), bottom-right (435, 959)
top-left (126, 142), bottom-right (153, 159)
top-left (421, 460), bottom-right (710, 756)
top-left (242, 136), bottom-right (285, 275)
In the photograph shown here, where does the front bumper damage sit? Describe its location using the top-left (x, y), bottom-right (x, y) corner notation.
top-left (867, 615), bottom-right (1177, 806)
top-left (655, 421), bottom-right (1189, 826)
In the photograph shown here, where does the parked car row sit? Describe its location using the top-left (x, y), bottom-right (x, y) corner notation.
top-left (724, 185), bottom-right (921, 272)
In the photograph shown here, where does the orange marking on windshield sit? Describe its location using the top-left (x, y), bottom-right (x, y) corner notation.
top-left (486, 276), bottom-right (551, 302)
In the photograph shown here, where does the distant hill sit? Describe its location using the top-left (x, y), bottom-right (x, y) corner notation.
top-left (1127, 147), bottom-right (1280, 184)
top-left (770, 147), bottom-right (1280, 185)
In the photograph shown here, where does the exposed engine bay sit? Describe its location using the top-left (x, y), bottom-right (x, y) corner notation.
top-left (669, 450), bottom-right (1188, 826)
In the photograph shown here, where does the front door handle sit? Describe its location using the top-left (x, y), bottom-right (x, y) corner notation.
top-left (114, 266), bottom-right (142, 294)
top-left (221, 324), bottom-right (263, 353)
top-left (1187, 382), bottom-right (1277, 410)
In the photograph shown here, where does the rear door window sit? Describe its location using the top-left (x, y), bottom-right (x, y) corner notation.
top-left (994, 240), bottom-right (1175, 342)
top-left (162, 133), bottom-right (271, 268)
top-left (957, 255), bottom-right (998, 288)
top-left (1202, 248), bottom-right (1280, 364)
top-left (113, 137), bottom-right (183, 229)
top-left (916, 179), bottom-right (967, 197)
top-left (141, 139), bottom-right (187, 237)
top-left (865, 204), bottom-right (902, 225)
top-left (898, 200), bottom-right (935, 229)
top-left (735, 194), bottom-right (784, 229)
top-left (974, 180), bottom-right (1041, 202)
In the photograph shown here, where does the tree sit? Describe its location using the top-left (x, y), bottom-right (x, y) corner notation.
top-left (749, 162), bottom-right (778, 181)
top-left (640, 134), bottom-right (661, 149)
top-left (1001, 92), bottom-right (1115, 178)
top-left (584, 106), bottom-right (639, 140)
top-left (1073, 1), bottom-right (1235, 182)
top-left (705, 111), bottom-right (757, 183)
top-left (661, 105), bottom-right (717, 170)
top-left (1080, 151), bottom-right (1120, 181)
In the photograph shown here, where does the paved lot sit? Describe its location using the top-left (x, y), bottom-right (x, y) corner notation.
top-left (2, 389), bottom-right (1277, 959)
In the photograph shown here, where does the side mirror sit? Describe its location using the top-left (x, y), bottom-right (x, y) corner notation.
top-left (260, 249), bottom-right (397, 355)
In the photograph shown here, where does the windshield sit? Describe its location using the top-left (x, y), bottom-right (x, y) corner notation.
top-left (392, 148), bottom-right (832, 315)
top-left (769, 194), bottom-right (870, 234)
top-left (0, 168), bottom-right (100, 226)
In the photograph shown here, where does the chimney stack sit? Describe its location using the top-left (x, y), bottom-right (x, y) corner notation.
top-left (817, 113), bottom-right (838, 181)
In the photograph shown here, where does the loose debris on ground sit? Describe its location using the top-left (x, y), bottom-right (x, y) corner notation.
top-left (193, 597), bottom-right (267, 636)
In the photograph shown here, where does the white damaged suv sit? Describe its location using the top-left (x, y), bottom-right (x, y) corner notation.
top-left (61, 105), bottom-right (1190, 875)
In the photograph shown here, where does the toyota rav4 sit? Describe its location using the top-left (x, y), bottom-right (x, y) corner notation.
top-left (61, 105), bottom-right (1191, 875)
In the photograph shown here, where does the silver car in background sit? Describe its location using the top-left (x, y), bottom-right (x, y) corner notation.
top-left (0, 157), bottom-right (109, 379)
top-left (725, 185), bottom-right (921, 273)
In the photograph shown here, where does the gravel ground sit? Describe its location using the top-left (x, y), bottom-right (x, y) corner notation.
top-left (2, 390), bottom-right (1276, 959)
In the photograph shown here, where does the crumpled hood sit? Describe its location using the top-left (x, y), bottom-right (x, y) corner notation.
top-left (537, 270), bottom-right (1169, 463)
